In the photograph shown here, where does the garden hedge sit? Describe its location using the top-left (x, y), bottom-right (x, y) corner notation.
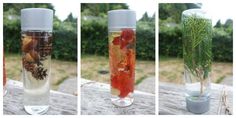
top-left (159, 23), bottom-right (233, 62)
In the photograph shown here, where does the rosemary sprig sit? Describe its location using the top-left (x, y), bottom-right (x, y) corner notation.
top-left (182, 13), bottom-right (212, 95)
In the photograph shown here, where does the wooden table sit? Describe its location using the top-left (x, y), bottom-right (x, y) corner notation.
top-left (159, 82), bottom-right (233, 115)
top-left (3, 80), bottom-right (77, 115)
top-left (81, 79), bottom-right (155, 115)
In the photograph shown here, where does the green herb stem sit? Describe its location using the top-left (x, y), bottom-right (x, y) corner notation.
top-left (182, 13), bottom-right (212, 95)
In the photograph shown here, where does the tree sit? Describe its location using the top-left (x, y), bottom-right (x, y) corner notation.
top-left (140, 12), bottom-right (149, 21)
top-left (224, 19), bottom-right (233, 28)
top-left (64, 13), bottom-right (76, 22)
top-left (159, 3), bottom-right (201, 23)
top-left (215, 20), bottom-right (222, 28)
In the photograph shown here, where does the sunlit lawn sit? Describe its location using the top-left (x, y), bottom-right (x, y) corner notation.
top-left (159, 57), bottom-right (233, 84)
top-left (5, 53), bottom-right (77, 90)
top-left (81, 55), bottom-right (155, 85)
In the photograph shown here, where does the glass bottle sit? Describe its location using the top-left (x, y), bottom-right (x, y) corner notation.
top-left (108, 10), bottom-right (136, 107)
top-left (3, 53), bottom-right (7, 96)
top-left (21, 8), bottom-right (53, 115)
top-left (182, 9), bottom-right (212, 114)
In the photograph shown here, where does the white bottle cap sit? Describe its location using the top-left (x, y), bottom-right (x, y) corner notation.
top-left (21, 8), bottom-right (53, 31)
top-left (108, 9), bottom-right (136, 31)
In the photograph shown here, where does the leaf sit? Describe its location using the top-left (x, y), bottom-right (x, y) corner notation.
top-left (182, 13), bottom-right (212, 81)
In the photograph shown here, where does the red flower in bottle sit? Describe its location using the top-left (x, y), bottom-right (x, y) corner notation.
top-left (111, 70), bottom-right (134, 98)
top-left (110, 28), bottom-right (135, 98)
top-left (112, 29), bottom-right (135, 49)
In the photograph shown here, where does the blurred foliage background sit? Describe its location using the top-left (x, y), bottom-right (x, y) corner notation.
top-left (4, 3), bottom-right (77, 61)
top-left (81, 3), bottom-right (155, 60)
top-left (159, 3), bottom-right (233, 62)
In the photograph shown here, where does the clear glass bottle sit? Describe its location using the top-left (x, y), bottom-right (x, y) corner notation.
top-left (21, 8), bottom-right (53, 115)
top-left (108, 10), bottom-right (136, 107)
top-left (182, 9), bottom-right (212, 114)
top-left (3, 53), bottom-right (7, 96)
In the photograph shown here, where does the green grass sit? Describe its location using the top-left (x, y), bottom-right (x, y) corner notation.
top-left (135, 75), bottom-right (148, 85)
top-left (215, 76), bottom-right (226, 84)
top-left (159, 57), bottom-right (232, 84)
top-left (54, 76), bottom-right (69, 85)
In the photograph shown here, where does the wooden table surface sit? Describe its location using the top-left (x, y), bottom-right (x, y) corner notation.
top-left (81, 79), bottom-right (155, 115)
top-left (5, 79), bottom-right (229, 115)
top-left (159, 82), bottom-right (233, 115)
top-left (3, 80), bottom-right (77, 115)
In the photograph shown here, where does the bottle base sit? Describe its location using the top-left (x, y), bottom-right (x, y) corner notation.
top-left (24, 105), bottom-right (49, 115)
top-left (186, 96), bottom-right (210, 114)
top-left (111, 96), bottom-right (134, 107)
top-left (3, 87), bottom-right (7, 96)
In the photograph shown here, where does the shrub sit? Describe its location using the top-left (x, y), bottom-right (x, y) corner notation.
top-left (81, 18), bottom-right (108, 56)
